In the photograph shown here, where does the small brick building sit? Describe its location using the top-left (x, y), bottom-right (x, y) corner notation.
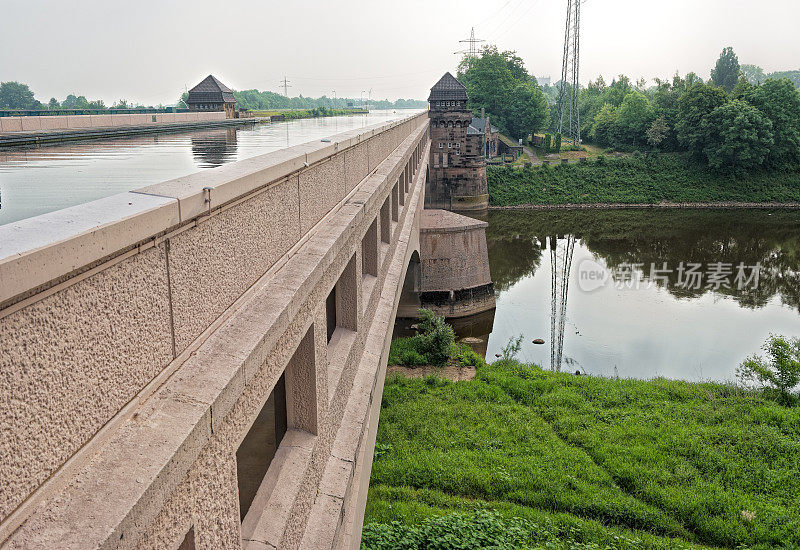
top-left (426, 73), bottom-right (489, 211)
top-left (187, 75), bottom-right (237, 118)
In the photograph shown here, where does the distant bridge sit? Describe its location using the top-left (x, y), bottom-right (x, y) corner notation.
top-left (0, 111), bottom-right (492, 549)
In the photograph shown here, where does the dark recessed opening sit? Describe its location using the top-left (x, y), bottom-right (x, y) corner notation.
top-left (326, 286), bottom-right (337, 342)
top-left (236, 373), bottom-right (287, 522)
top-left (178, 527), bottom-right (195, 550)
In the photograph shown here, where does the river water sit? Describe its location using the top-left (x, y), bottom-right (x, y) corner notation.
top-left (0, 109), bottom-right (422, 226)
top-left (459, 208), bottom-right (800, 383)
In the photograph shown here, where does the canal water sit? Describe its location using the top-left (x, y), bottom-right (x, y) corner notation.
top-left (0, 109), bottom-right (422, 226)
top-left (457, 208), bottom-right (800, 383)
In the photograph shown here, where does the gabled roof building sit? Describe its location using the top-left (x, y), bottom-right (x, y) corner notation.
top-left (187, 75), bottom-right (237, 118)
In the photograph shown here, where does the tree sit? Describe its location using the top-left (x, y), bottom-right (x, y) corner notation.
top-left (737, 335), bottom-right (800, 404)
top-left (738, 78), bottom-right (800, 168)
top-left (591, 103), bottom-right (618, 146)
top-left (505, 81), bottom-right (549, 140)
top-left (614, 91), bottom-right (654, 146)
top-left (112, 99), bottom-right (130, 109)
top-left (0, 81), bottom-right (41, 109)
top-left (458, 45), bottom-right (549, 139)
top-left (48, 97), bottom-right (59, 110)
top-left (701, 99), bottom-right (774, 172)
top-left (767, 70), bottom-right (800, 89)
top-left (741, 64), bottom-right (767, 85)
top-left (646, 116), bottom-right (670, 149)
top-left (676, 83), bottom-right (728, 155)
top-left (711, 47), bottom-right (740, 92)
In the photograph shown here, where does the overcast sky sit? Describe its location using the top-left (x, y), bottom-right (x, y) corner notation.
top-left (1, 0), bottom-right (798, 106)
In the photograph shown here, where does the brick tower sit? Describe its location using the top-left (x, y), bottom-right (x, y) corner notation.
top-left (426, 72), bottom-right (489, 211)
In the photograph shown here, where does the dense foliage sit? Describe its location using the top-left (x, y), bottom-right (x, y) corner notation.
top-left (552, 47), bottom-right (800, 174)
top-left (364, 361), bottom-right (800, 549)
top-left (487, 155), bottom-right (800, 206)
top-left (457, 46), bottom-right (549, 140)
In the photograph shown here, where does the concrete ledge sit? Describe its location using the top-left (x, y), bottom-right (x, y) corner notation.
top-left (0, 192), bottom-right (179, 307)
top-left (0, 113), bottom-right (424, 308)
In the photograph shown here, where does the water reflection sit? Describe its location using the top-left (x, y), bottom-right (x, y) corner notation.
top-left (487, 208), bottom-right (800, 312)
top-left (449, 208), bottom-right (800, 382)
top-left (191, 128), bottom-right (239, 167)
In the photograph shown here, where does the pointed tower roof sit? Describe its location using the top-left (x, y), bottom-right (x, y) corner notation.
top-left (187, 75), bottom-right (236, 104)
top-left (428, 72), bottom-right (468, 102)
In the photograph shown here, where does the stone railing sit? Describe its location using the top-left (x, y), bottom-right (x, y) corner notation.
top-left (0, 111), bottom-right (428, 543)
top-left (0, 111), bottom-right (227, 133)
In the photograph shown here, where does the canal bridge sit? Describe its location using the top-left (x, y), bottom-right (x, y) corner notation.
top-left (0, 110), bottom-right (491, 549)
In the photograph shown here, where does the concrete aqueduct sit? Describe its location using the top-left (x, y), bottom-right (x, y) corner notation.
top-left (0, 86), bottom-right (495, 550)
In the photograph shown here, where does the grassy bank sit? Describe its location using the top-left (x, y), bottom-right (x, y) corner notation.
top-left (363, 361), bottom-right (800, 549)
top-left (487, 153), bottom-right (800, 206)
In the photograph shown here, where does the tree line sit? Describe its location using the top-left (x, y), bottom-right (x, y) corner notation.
top-left (0, 82), bottom-right (154, 110)
top-left (0, 81), bottom-right (426, 113)
top-left (224, 89), bottom-right (426, 111)
top-left (457, 45), bottom-right (800, 174)
top-left (547, 47), bottom-right (800, 173)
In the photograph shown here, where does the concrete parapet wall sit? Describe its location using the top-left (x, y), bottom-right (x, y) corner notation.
top-left (0, 112), bottom-right (429, 548)
top-left (0, 111), bottom-right (227, 133)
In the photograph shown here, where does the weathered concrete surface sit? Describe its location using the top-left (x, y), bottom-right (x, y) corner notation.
top-left (0, 111), bottom-right (429, 549)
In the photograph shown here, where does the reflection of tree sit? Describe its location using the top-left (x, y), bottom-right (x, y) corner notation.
top-left (486, 209), bottom-right (800, 312)
top-left (485, 214), bottom-right (543, 292)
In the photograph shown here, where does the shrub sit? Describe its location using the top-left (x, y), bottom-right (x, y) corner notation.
top-left (500, 334), bottom-right (524, 361)
top-left (543, 133), bottom-right (552, 153)
top-left (554, 132), bottom-right (562, 152)
top-left (737, 334), bottom-right (800, 403)
top-left (416, 308), bottom-right (455, 366)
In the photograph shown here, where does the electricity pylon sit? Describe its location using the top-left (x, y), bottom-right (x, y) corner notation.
top-left (556, 0), bottom-right (581, 146)
top-left (550, 235), bottom-right (576, 371)
top-left (454, 27), bottom-right (485, 69)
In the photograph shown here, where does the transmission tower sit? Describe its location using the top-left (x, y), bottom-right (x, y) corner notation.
top-left (556, 0), bottom-right (581, 146)
top-left (454, 27), bottom-right (485, 69)
top-left (549, 235), bottom-right (576, 371)
top-left (279, 76), bottom-right (291, 97)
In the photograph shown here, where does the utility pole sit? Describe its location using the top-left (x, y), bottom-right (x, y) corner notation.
top-left (279, 76), bottom-right (291, 98)
top-left (556, 0), bottom-right (581, 146)
top-left (454, 27), bottom-right (485, 69)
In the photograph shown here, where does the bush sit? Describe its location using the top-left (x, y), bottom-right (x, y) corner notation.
top-left (416, 309), bottom-right (455, 366)
top-left (554, 132), bottom-right (562, 153)
top-left (387, 309), bottom-right (456, 367)
top-left (737, 334), bottom-right (800, 404)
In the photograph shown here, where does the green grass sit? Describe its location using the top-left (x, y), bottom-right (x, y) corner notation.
top-left (488, 153), bottom-right (800, 206)
top-left (363, 361), bottom-right (800, 549)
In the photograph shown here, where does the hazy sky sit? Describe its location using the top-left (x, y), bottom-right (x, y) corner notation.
top-left (1, 0), bottom-right (798, 106)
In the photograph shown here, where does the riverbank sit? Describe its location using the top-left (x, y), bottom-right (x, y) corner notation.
top-left (363, 360), bottom-right (800, 549)
top-left (487, 153), bottom-right (800, 207)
